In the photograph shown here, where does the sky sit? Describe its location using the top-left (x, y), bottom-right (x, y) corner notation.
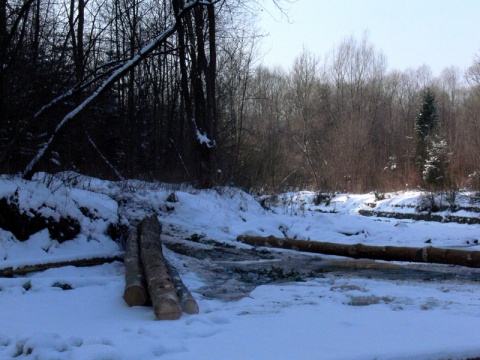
top-left (259, 0), bottom-right (480, 76)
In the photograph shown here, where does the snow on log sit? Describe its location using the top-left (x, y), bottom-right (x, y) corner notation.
top-left (0, 254), bottom-right (124, 277)
top-left (123, 228), bottom-right (148, 307)
top-left (165, 259), bottom-right (199, 314)
top-left (139, 216), bottom-right (182, 320)
top-left (237, 235), bottom-right (480, 269)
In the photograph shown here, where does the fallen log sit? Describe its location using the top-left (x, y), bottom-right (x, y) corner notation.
top-left (123, 228), bottom-right (148, 307)
top-left (237, 235), bottom-right (480, 269)
top-left (0, 254), bottom-right (124, 277)
top-left (165, 259), bottom-right (199, 314)
top-left (139, 216), bottom-right (182, 320)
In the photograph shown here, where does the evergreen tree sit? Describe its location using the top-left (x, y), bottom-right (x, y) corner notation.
top-left (422, 136), bottom-right (450, 190)
top-left (415, 88), bottom-right (439, 171)
top-left (414, 88), bottom-right (453, 190)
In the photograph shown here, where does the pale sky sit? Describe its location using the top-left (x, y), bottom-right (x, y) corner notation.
top-left (259, 0), bottom-right (480, 75)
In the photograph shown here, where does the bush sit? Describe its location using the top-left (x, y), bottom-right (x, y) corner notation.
top-left (313, 191), bottom-right (334, 206)
top-left (422, 137), bottom-right (451, 191)
top-left (467, 171), bottom-right (480, 191)
top-left (416, 193), bottom-right (440, 213)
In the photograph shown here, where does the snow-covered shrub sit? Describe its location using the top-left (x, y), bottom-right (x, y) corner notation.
top-left (257, 194), bottom-right (278, 211)
top-left (313, 191), bottom-right (334, 206)
top-left (0, 177), bottom-right (120, 243)
top-left (0, 189), bottom-right (80, 242)
top-left (422, 137), bottom-right (451, 190)
top-left (374, 191), bottom-right (386, 201)
top-left (467, 171), bottom-right (480, 191)
top-left (416, 193), bottom-right (440, 213)
top-left (444, 189), bottom-right (459, 212)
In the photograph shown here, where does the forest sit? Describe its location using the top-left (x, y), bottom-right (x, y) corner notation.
top-left (2, 2), bottom-right (480, 356)
top-left (1, 0), bottom-right (480, 192)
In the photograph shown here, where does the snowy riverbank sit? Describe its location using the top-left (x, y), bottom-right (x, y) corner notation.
top-left (1, 173), bottom-right (480, 359)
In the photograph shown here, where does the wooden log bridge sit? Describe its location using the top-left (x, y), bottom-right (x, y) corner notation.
top-left (237, 235), bottom-right (480, 269)
top-left (123, 216), bottom-right (199, 320)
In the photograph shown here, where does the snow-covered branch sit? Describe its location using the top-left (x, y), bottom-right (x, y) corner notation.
top-left (34, 62), bottom-right (123, 119)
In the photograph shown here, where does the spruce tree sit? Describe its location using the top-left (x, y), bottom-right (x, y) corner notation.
top-left (415, 88), bottom-right (438, 171)
top-left (415, 88), bottom-right (452, 190)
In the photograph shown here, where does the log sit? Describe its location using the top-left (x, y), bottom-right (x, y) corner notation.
top-left (0, 254), bottom-right (124, 277)
top-left (139, 216), bottom-right (182, 320)
top-left (237, 235), bottom-right (480, 269)
top-left (123, 228), bottom-right (148, 307)
top-left (165, 259), bottom-right (199, 314)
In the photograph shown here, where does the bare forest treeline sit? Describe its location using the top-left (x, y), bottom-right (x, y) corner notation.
top-left (1, 0), bottom-right (480, 192)
top-left (239, 43), bottom-right (480, 193)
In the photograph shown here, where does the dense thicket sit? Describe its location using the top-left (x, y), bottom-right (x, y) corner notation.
top-left (1, 0), bottom-right (223, 185)
top-left (1, 0), bottom-right (480, 192)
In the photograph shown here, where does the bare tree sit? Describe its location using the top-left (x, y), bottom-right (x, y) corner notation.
top-left (466, 52), bottom-right (480, 88)
top-left (325, 34), bottom-right (388, 191)
top-left (285, 47), bottom-right (322, 188)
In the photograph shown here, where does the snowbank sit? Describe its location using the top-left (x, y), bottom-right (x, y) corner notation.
top-left (1, 174), bottom-right (480, 359)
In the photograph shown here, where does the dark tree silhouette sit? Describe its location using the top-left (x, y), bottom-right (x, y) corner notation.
top-left (415, 88), bottom-right (439, 171)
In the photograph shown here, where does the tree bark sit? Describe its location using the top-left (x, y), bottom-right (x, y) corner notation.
top-left (0, 254), bottom-right (123, 277)
top-left (123, 228), bottom-right (148, 307)
top-left (0, 0), bottom-right (6, 127)
top-left (237, 235), bottom-right (480, 269)
top-left (139, 216), bottom-right (182, 320)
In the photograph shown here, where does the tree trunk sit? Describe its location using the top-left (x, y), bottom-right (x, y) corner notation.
top-left (0, 254), bottom-right (123, 277)
top-left (139, 216), bottom-right (182, 320)
top-left (172, 0), bottom-right (193, 180)
top-left (123, 228), bottom-right (148, 306)
top-left (237, 235), bottom-right (480, 269)
top-left (0, 0), bottom-right (5, 130)
top-left (165, 258), bottom-right (199, 314)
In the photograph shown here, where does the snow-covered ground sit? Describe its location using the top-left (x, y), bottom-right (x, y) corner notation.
top-left (1, 173), bottom-right (480, 360)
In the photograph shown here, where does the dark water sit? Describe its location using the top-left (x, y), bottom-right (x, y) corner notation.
top-left (162, 234), bottom-right (480, 302)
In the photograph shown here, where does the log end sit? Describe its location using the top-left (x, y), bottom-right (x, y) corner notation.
top-left (123, 285), bottom-right (148, 307)
top-left (154, 299), bottom-right (182, 320)
top-left (181, 298), bottom-right (200, 315)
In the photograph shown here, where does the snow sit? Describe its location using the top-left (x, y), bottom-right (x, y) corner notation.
top-left (0, 176), bottom-right (120, 268)
top-left (195, 129), bottom-right (215, 148)
top-left (1, 174), bottom-right (480, 359)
